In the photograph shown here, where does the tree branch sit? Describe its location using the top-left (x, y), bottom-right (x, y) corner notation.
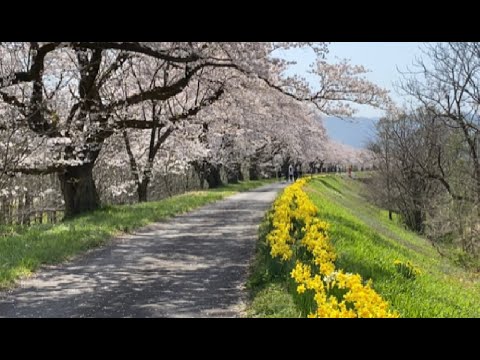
top-left (1, 164), bottom-right (65, 176)
top-left (70, 42), bottom-right (201, 63)
top-left (0, 43), bottom-right (60, 89)
top-left (116, 86), bottom-right (225, 129)
top-left (0, 91), bottom-right (26, 112)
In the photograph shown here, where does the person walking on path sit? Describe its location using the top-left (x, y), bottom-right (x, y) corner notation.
top-left (288, 164), bottom-right (294, 182)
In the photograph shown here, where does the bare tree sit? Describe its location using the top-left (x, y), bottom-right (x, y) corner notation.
top-left (369, 108), bottom-right (449, 232)
top-left (402, 42), bottom-right (480, 207)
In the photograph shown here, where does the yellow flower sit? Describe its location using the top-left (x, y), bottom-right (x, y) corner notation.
top-left (297, 284), bottom-right (306, 294)
top-left (265, 177), bottom-right (399, 318)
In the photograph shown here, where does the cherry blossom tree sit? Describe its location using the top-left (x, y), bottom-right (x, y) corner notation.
top-left (0, 42), bottom-right (389, 217)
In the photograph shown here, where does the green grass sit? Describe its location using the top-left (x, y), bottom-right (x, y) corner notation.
top-left (306, 175), bottom-right (480, 318)
top-left (247, 174), bottom-right (480, 318)
top-left (0, 179), bottom-right (274, 289)
top-left (246, 215), bottom-right (301, 318)
top-left (246, 283), bottom-right (301, 318)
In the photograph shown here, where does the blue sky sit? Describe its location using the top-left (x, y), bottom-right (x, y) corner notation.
top-left (326, 42), bottom-right (424, 117)
top-left (278, 42), bottom-right (427, 148)
top-left (280, 42), bottom-right (425, 118)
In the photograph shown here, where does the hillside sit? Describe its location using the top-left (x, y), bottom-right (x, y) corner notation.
top-left (248, 175), bottom-right (480, 317)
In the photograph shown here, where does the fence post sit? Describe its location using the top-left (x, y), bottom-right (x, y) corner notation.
top-left (17, 194), bottom-right (25, 225)
top-left (24, 193), bottom-right (31, 225)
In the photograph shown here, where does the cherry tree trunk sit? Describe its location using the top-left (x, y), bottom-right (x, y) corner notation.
top-left (281, 158), bottom-right (291, 181)
top-left (59, 163), bottom-right (100, 218)
top-left (227, 163), bottom-right (242, 184)
top-left (206, 164), bottom-right (223, 189)
top-left (249, 163), bottom-right (259, 181)
top-left (137, 179), bottom-right (149, 203)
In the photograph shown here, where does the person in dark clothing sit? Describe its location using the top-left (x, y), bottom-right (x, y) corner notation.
top-left (288, 164), bottom-right (294, 182)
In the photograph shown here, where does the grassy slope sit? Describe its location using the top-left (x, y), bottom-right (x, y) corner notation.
top-left (308, 175), bottom-right (480, 317)
top-left (247, 175), bottom-right (480, 318)
top-left (0, 179), bottom-right (273, 289)
top-left (246, 216), bottom-right (302, 318)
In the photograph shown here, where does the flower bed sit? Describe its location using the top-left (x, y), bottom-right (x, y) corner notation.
top-left (266, 178), bottom-right (398, 318)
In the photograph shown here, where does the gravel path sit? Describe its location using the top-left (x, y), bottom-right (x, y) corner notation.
top-left (0, 182), bottom-right (285, 318)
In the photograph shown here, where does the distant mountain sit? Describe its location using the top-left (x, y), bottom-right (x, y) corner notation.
top-left (320, 116), bottom-right (379, 149)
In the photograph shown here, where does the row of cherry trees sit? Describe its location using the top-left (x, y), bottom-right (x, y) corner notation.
top-left (0, 42), bottom-right (386, 221)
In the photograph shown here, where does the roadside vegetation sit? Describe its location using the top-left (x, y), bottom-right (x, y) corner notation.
top-left (0, 179), bottom-right (272, 289)
top-left (247, 175), bottom-right (480, 318)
